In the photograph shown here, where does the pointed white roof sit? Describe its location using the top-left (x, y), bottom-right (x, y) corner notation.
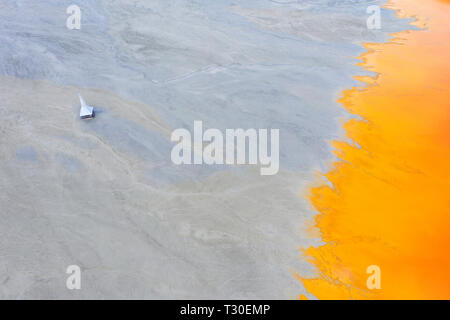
top-left (79, 94), bottom-right (94, 118)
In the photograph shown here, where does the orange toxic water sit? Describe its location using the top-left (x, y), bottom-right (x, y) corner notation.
top-left (300, 0), bottom-right (450, 299)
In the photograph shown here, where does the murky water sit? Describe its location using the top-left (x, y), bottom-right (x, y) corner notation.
top-left (0, 0), bottom-right (413, 298)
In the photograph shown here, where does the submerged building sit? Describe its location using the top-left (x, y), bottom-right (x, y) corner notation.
top-left (79, 94), bottom-right (95, 119)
